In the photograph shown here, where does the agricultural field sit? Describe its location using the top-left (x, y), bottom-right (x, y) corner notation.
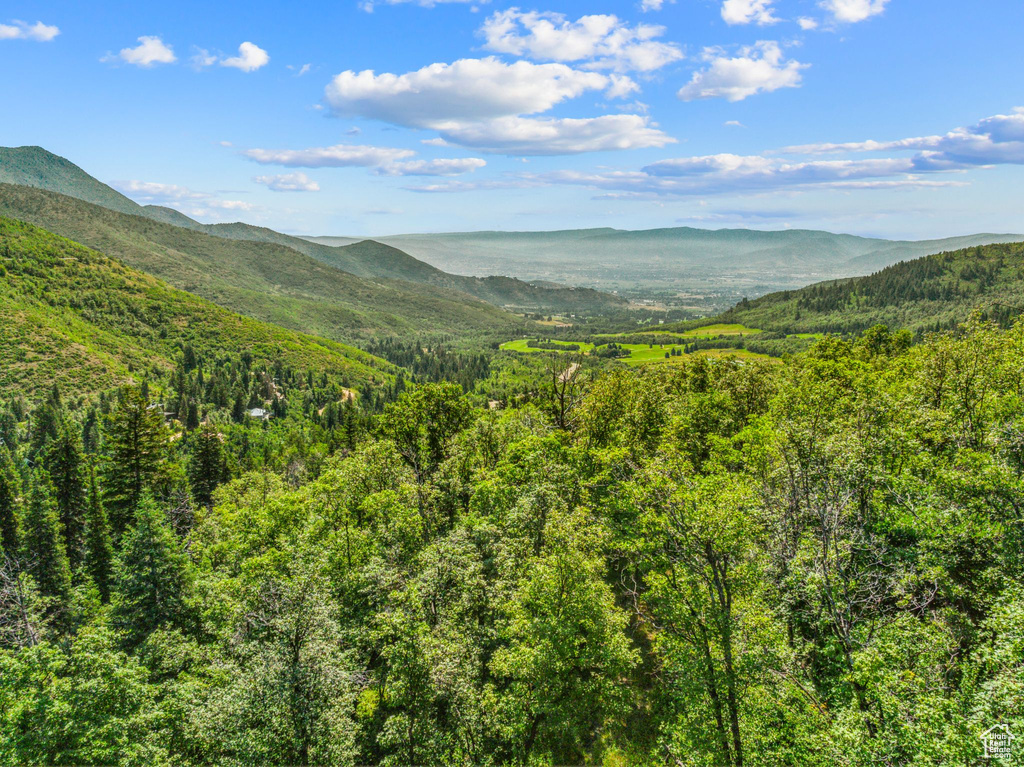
top-left (500, 336), bottom-right (771, 365)
top-left (499, 338), bottom-right (595, 353)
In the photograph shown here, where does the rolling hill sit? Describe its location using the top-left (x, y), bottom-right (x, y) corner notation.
top-left (0, 216), bottom-right (394, 395)
top-left (712, 240), bottom-right (1024, 335)
top-left (0, 146), bottom-right (626, 314)
top-left (0, 183), bottom-right (519, 343)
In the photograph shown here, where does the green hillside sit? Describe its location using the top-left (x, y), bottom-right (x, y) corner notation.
top-left (0, 217), bottom-right (394, 395)
top-left (0, 147), bottom-right (625, 313)
top-left (222, 230), bottom-right (626, 312)
top-left (0, 183), bottom-right (518, 342)
top-left (715, 240), bottom-right (1024, 334)
top-left (0, 145), bottom-right (146, 217)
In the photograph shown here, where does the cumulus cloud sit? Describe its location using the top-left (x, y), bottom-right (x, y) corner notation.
top-left (678, 41), bottom-right (806, 102)
top-left (190, 48), bottom-right (218, 68)
top-left (254, 172), bottom-right (321, 191)
top-left (479, 9), bottom-right (683, 72)
top-left (432, 114), bottom-right (674, 155)
top-left (797, 16), bottom-right (819, 29)
top-left (206, 199), bottom-right (257, 211)
top-left (221, 41), bottom-right (269, 71)
top-left (242, 143), bottom-right (416, 167)
top-left (113, 180), bottom-right (206, 200)
top-left (112, 180), bottom-right (256, 217)
top-left (640, 0), bottom-right (665, 10)
top-left (781, 108), bottom-right (1024, 170)
top-left (721, 0), bottom-right (779, 26)
top-left (0, 20), bottom-right (59, 41)
top-left (193, 41), bottom-right (270, 72)
top-left (324, 57), bottom-right (663, 155)
top-left (378, 158), bottom-right (487, 176)
top-left (325, 57), bottom-right (622, 126)
top-left (106, 36), bottom-right (177, 67)
top-left (820, 0), bottom-right (888, 23)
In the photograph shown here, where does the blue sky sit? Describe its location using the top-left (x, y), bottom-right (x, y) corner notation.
top-left (2, 0), bottom-right (1023, 238)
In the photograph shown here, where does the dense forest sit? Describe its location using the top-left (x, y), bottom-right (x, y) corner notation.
top-left (716, 241), bottom-right (1024, 336)
top-left (1, 312), bottom-right (1022, 765)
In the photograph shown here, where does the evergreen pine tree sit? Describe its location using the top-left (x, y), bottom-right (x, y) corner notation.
top-left (0, 447), bottom-right (20, 557)
top-left (103, 387), bottom-right (168, 535)
top-left (188, 427), bottom-right (226, 508)
top-left (84, 466), bottom-right (114, 603)
top-left (42, 419), bottom-right (88, 570)
top-left (112, 493), bottom-right (192, 647)
top-left (30, 384), bottom-right (63, 452)
top-left (0, 408), bottom-right (17, 452)
top-left (20, 470), bottom-right (72, 618)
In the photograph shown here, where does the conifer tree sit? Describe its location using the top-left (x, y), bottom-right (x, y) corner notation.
top-left (103, 387), bottom-right (168, 535)
top-left (0, 408), bottom-right (17, 452)
top-left (20, 470), bottom-right (72, 619)
top-left (188, 427), bottom-right (226, 508)
top-left (0, 447), bottom-right (20, 557)
top-left (30, 384), bottom-right (63, 453)
top-left (111, 493), bottom-right (191, 647)
top-left (84, 466), bottom-right (114, 603)
top-left (43, 419), bottom-right (88, 570)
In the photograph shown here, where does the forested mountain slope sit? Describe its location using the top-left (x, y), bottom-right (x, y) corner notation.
top-left (0, 184), bottom-right (517, 342)
top-left (715, 240), bottom-right (1024, 334)
top-left (0, 217), bottom-right (393, 395)
top-left (0, 147), bottom-right (625, 313)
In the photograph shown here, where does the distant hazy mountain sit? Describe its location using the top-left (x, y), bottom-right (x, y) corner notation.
top-left (0, 146), bottom-right (625, 314)
top-left (305, 227), bottom-right (1024, 307)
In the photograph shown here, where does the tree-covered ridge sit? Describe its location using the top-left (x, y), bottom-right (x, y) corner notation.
top-left (0, 147), bottom-right (626, 315)
top-left (0, 216), bottom-right (393, 395)
top-left (718, 240), bottom-right (1024, 335)
top-left (0, 184), bottom-right (520, 343)
top-left (0, 319), bottom-right (1021, 765)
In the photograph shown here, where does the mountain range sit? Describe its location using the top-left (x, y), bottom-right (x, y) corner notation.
top-left (307, 227), bottom-right (1024, 309)
top-left (0, 146), bottom-right (626, 321)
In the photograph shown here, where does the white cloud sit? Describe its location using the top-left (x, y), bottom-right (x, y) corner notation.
top-left (325, 57), bottom-right (618, 127)
top-left (820, 0), bottom-right (888, 23)
top-left (479, 9), bottom-right (683, 72)
top-left (782, 108), bottom-right (1024, 170)
top-left (640, 0), bottom-right (665, 10)
top-left (206, 199), bottom-right (257, 211)
top-left (324, 57), bottom-right (660, 155)
top-left (242, 143), bottom-right (416, 167)
top-left (113, 180), bottom-right (258, 216)
top-left (378, 158), bottom-right (487, 176)
top-left (678, 41), bottom-right (806, 102)
top-left (190, 48), bottom-right (217, 68)
top-left (431, 114), bottom-right (674, 155)
top-left (107, 36), bottom-right (177, 67)
top-left (0, 20), bottom-right (60, 41)
top-left (721, 0), bottom-right (779, 26)
top-left (797, 16), bottom-right (819, 29)
top-left (360, 0), bottom-right (482, 10)
top-left (221, 41), bottom-right (269, 72)
top-left (724, 120), bottom-right (744, 127)
top-left (113, 180), bottom-right (206, 200)
top-left (254, 172), bottom-right (321, 191)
